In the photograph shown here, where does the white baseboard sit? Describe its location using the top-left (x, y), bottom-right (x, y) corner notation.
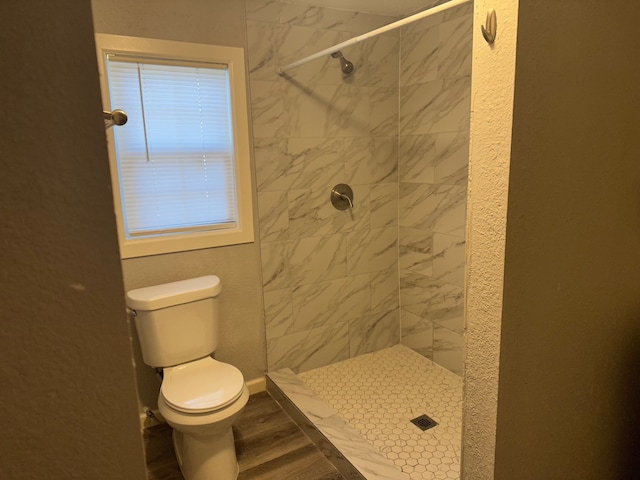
top-left (245, 375), bottom-right (267, 395)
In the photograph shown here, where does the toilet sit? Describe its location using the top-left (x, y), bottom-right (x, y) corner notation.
top-left (126, 275), bottom-right (249, 480)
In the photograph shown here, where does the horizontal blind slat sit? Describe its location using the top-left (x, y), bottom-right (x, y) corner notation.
top-left (107, 57), bottom-right (238, 237)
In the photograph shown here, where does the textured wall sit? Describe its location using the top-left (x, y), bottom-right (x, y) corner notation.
top-left (398, 2), bottom-right (472, 376)
top-left (494, 1), bottom-right (640, 479)
top-left (91, 0), bottom-right (267, 415)
top-left (246, 0), bottom-right (401, 372)
top-left (0, 2), bottom-right (146, 478)
top-left (461, 0), bottom-right (519, 478)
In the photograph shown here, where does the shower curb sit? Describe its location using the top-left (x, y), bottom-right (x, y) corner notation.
top-left (266, 369), bottom-right (409, 480)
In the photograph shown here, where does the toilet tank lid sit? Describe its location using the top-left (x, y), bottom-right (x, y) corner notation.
top-left (126, 275), bottom-right (222, 311)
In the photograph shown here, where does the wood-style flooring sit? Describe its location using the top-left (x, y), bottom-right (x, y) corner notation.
top-left (143, 391), bottom-right (346, 480)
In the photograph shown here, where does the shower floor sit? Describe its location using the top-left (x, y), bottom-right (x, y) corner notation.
top-left (269, 345), bottom-right (463, 480)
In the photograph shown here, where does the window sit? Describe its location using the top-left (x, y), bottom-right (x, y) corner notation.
top-left (95, 34), bottom-right (254, 258)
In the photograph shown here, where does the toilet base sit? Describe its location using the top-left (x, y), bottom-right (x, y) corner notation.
top-left (174, 428), bottom-right (239, 480)
top-left (160, 385), bottom-right (249, 480)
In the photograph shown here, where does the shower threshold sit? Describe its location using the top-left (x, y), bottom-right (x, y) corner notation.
top-left (266, 345), bottom-right (462, 480)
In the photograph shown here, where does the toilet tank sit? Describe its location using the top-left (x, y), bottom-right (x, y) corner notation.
top-left (126, 276), bottom-right (222, 368)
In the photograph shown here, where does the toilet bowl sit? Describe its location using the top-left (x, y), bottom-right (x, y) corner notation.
top-left (126, 276), bottom-right (248, 480)
top-left (158, 356), bottom-right (249, 480)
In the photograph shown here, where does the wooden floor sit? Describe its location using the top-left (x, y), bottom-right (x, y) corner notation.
top-left (144, 391), bottom-right (346, 480)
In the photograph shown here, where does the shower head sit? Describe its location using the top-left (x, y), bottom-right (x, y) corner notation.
top-left (330, 51), bottom-right (355, 76)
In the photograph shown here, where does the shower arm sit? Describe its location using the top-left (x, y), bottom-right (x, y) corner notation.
top-left (275, 0), bottom-right (472, 75)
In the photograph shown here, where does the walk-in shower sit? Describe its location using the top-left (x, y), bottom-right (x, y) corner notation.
top-left (249, 0), bottom-right (473, 477)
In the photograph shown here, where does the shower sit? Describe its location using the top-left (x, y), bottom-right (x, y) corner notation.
top-left (330, 51), bottom-right (355, 75)
top-left (256, 0), bottom-right (473, 477)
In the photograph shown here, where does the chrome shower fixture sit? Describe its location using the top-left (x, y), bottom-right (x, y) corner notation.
top-left (330, 51), bottom-right (355, 75)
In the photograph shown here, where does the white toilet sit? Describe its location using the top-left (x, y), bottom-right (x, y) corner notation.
top-left (126, 275), bottom-right (249, 480)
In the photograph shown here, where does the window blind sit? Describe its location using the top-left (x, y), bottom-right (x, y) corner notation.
top-left (106, 56), bottom-right (238, 238)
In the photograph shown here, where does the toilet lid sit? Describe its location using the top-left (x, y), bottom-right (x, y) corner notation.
top-left (160, 357), bottom-right (245, 414)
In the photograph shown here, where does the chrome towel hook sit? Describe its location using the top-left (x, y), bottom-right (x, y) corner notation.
top-left (103, 109), bottom-right (128, 129)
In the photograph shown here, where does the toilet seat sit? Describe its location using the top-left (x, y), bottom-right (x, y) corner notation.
top-left (160, 357), bottom-right (245, 414)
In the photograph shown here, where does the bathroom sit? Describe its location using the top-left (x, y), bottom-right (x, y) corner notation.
top-left (92, 0), bottom-right (470, 476)
top-left (3, 1), bottom-right (640, 480)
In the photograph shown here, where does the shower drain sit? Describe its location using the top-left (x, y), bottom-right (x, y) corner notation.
top-left (410, 414), bottom-right (438, 431)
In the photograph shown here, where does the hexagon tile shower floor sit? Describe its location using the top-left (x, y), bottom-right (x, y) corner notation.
top-left (299, 345), bottom-right (463, 480)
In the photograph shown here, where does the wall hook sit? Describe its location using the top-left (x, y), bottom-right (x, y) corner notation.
top-left (481, 10), bottom-right (497, 45)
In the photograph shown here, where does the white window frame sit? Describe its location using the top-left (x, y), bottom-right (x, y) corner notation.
top-left (95, 33), bottom-right (254, 258)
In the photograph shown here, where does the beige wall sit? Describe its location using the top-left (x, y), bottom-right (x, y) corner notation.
top-left (0, 1), bottom-right (146, 478)
top-left (464, 1), bottom-right (640, 478)
top-left (91, 0), bottom-right (267, 414)
top-left (493, 1), bottom-right (640, 478)
top-left (462, 0), bottom-right (518, 477)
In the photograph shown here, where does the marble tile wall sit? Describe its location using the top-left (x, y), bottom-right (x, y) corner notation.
top-left (398, 3), bottom-right (472, 376)
top-left (247, 0), bottom-right (472, 376)
top-left (245, 0), bottom-right (402, 373)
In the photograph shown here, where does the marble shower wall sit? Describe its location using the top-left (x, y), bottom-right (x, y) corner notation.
top-left (398, 3), bottom-right (472, 376)
top-left (245, 0), bottom-right (401, 373)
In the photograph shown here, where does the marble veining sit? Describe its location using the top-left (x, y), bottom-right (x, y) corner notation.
top-left (267, 323), bottom-right (349, 372)
top-left (432, 233), bottom-right (466, 287)
top-left (432, 325), bottom-right (464, 375)
top-left (398, 134), bottom-right (437, 184)
top-left (288, 233), bottom-right (347, 285)
top-left (398, 131), bottom-right (469, 187)
top-left (433, 131), bottom-right (469, 186)
top-left (246, 20), bottom-right (284, 81)
top-left (268, 367), bottom-right (409, 480)
top-left (349, 308), bottom-right (399, 356)
top-left (354, 34), bottom-right (400, 89)
top-left (370, 183), bottom-right (398, 229)
top-left (287, 184), bottom-right (370, 238)
top-left (370, 267), bottom-right (400, 312)
top-left (399, 227), bottom-right (434, 276)
top-left (249, 80), bottom-right (292, 138)
top-left (291, 274), bottom-right (370, 332)
top-left (400, 271), bottom-right (464, 330)
top-left (257, 190), bottom-right (289, 242)
top-left (400, 310), bottom-right (434, 359)
top-left (280, 2), bottom-right (397, 35)
top-left (437, 14), bottom-right (473, 80)
top-left (396, 3), bottom-right (471, 375)
top-left (400, 23), bottom-right (438, 87)
top-left (248, 0), bottom-right (471, 376)
top-left (369, 87), bottom-right (399, 135)
top-left (346, 227), bottom-right (398, 276)
top-left (263, 287), bottom-right (294, 339)
top-left (287, 137), bottom-right (344, 189)
top-left (399, 183), bottom-right (466, 236)
top-left (399, 76), bottom-right (471, 135)
top-left (260, 241), bottom-right (290, 292)
top-left (344, 136), bottom-right (398, 185)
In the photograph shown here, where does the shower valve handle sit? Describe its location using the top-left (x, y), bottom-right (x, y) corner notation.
top-left (331, 184), bottom-right (354, 210)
